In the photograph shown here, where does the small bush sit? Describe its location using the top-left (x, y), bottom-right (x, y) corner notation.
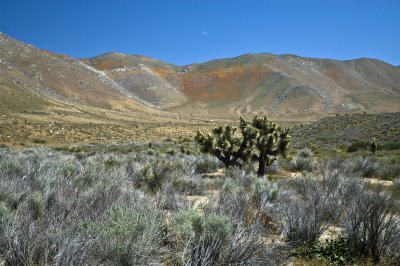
top-left (347, 141), bottom-right (369, 153)
top-left (300, 237), bottom-right (357, 265)
top-left (288, 148), bottom-right (315, 172)
top-left (324, 156), bottom-right (347, 171)
top-left (394, 178), bottom-right (400, 190)
top-left (84, 203), bottom-right (165, 265)
top-left (266, 159), bottom-right (280, 174)
top-left (218, 182), bottom-right (252, 222)
top-left (377, 162), bottom-right (400, 180)
top-left (194, 154), bottom-right (222, 174)
top-left (171, 175), bottom-right (206, 196)
top-left (32, 139), bottom-right (46, 144)
top-left (169, 209), bottom-right (230, 264)
top-left (141, 160), bottom-right (176, 192)
top-left (169, 208), bottom-right (266, 265)
top-left (297, 147), bottom-right (314, 158)
top-left (348, 156), bottom-right (377, 178)
top-left (169, 209), bottom-right (201, 244)
top-left (289, 157), bottom-right (314, 172)
top-left (225, 167), bottom-right (255, 190)
top-left (0, 201), bottom-right (11, 220)
top-left (156, 183), bottom-right (186, 210)
top-left (343, 186), bottom-right (400, 264)
top-left (252, 178), bottom-right (279, 210)
top-left (27, 192), bottom-right (45, 220)
top-left (279, 169), bottom-right (364, 246)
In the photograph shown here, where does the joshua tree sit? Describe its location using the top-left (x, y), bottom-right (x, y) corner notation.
top-left (250, 115), bottom-right (290, 176)
top-left (371, 138), bottom-right (377, 155)
top-left (195, 120), bottom-right (256, 168)
top-left (196, 116), bottom-right (290, 176)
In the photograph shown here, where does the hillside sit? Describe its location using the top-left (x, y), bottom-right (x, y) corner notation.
top-left (87, 53), bottom-right (400, 120)
top-left (291, 112), bottom-right (400, 153)
top-left (1, 32), bottom-right (399, 136)
top-left (0, 33), bottom-right (210, 147)
top-left (0, 33), bottom-right (157, 114)
top-left (85, 53), bottom-right (186, 108)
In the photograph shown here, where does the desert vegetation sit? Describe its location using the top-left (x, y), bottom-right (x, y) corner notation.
top-left (1, 113), bottom-right (399, 266)
top-left (195, 116), bottom-right (290, 176)
top-left (1, 7), bottom-right (400, 266)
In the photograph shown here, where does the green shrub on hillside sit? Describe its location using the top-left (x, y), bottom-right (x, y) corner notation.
top-left (347, 141), bottom-right (369, 153)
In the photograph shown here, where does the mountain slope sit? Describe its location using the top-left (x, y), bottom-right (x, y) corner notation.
top-left (1, 33), bottom-right (399, 123)
top-left (0, 33), bottom-right (209, 148)
top-left (86, 52), bottom-right (400, 120)
top-left (0, 33), bottom-right (154, 116)
top-left (85, 53), bottom-right (187, 108)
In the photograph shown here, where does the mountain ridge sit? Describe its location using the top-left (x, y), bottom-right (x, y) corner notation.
top-left (88, 51), bottom-right (398, 68)
top-left (85, 49), bottom-right (399, 119)
top-left (1, 32), bottom-right (399, 122)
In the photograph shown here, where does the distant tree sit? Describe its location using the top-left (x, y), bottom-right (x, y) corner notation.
top-left (371, 138), bottom-right (377, 155)
top-left (195, 116), bottom-right (290, 176)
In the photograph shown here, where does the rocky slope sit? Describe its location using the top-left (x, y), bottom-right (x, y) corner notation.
top-left (1, 33), bottom-right (399, 122)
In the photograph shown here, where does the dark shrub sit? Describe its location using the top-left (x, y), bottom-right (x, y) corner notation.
top-left (300, 237), bottom-right (357, 265)
top-left (347, 141), bottom-right (369, 153)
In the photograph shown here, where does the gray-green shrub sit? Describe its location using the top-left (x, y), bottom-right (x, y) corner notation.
top-left (343, 186), bottom-right (400, 264)
top-left (288, 148), bottom-right (315, 172)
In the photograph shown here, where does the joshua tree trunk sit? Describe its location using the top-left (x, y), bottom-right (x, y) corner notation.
top-left (257, 145), bottom-right (266, 177)
top-left (371, 138), bottom-right (377, 155)
top-left (258, 158), bottom-right (266, 177)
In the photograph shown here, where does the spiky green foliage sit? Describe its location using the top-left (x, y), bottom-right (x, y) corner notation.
top-left (195, 121), bottom-right (256, 168)
top-left (250, 115), bottom-right (290, 176)
top-left (195, 116), bottom-right (290, 176)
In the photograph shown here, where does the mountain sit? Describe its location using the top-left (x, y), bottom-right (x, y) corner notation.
top-left (86, 53), bottom-right (400, 120)
top-left (0, 33), bottom-right (155, 116)
top-left (1, 33), bottom-right (399, 124)
top-left (84, 53), bottom-right (186, 108)
top-left (0, 33), bottom-right (208, 148)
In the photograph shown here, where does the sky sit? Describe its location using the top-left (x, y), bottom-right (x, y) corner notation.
top-left (1, 0), bottom-right (399, 66)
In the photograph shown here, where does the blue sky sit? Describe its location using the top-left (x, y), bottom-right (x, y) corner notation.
top-left (1, 0), bottom-right (399, 66)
